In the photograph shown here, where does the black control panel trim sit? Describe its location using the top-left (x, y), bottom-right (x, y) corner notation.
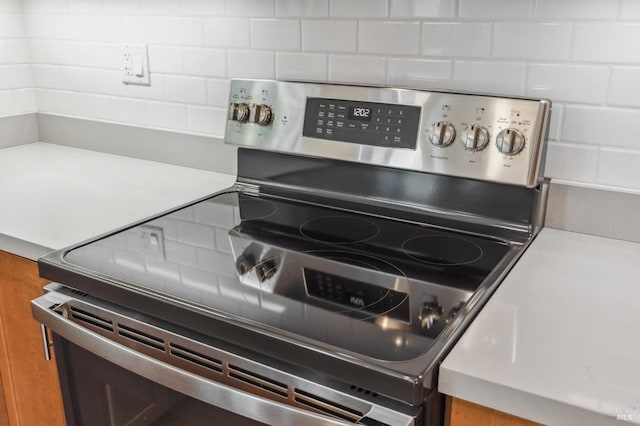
top-left (303, 98), bottom-right (420, 150)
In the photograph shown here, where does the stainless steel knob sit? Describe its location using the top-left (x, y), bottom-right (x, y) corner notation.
top-left (496, 128), bottom-right (525, 155)
top-left (461, 125), bottom-right (490, 151)
top-left (429, 121), bottom-right (456, 147)
top-left (419, 301), bottom-right (443, 330)
top-left (255, 104), bottom-right (273, 126)
top-left (230, 102), bottom-right (250, 122)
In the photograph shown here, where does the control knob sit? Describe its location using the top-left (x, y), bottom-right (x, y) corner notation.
top-left (419, 301), bottom-right (443, 330)
top-left (254, 104), bottom-right (274, 126)
top-left (428, 121), bottom-right (456, 147)
top-left (496, 128), bottom-right (525, 155)
top-left (230, 102), bottom-right (250, 122)
top-left (461, 125), bottom-right (490, 151)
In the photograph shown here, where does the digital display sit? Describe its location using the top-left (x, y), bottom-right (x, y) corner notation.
top-left (348, 106), bottom-right (372, 122)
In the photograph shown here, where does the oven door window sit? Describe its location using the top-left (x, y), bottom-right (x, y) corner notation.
top-left (54, 335), bottom-right (266, 426)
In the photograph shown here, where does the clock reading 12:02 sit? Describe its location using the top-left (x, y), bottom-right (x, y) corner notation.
top-left (348, 106), bottom-right (372, 122)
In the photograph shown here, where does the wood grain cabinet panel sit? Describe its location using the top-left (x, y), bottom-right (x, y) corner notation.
top-left (448, 397), bottom-right (542, 426)
top-left (0, 250), bottom-right (65, 426)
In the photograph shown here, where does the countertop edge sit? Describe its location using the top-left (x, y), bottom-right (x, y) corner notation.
top-left (0, 233), bottom-right (54, 261)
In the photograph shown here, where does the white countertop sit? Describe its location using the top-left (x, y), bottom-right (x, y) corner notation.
top-left (439, 227), bottom-right (640, 425)
top-left (0, 142), bottom-right (235, 260)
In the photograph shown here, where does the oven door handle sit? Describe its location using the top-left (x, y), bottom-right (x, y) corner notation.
top-left (31, 295), bottom-right (355, 426)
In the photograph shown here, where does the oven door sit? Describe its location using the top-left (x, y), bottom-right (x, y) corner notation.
top-left (32, 287), bottom-right (418, 426)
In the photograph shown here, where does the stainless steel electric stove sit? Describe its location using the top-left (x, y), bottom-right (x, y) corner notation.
top-left (33, 79), bottom-right (550, 426)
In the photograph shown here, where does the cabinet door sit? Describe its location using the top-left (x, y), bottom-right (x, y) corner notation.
top-left (0, 250), bottom-right (65, 426)
top-left (448, 397), bottom-right (542, 426)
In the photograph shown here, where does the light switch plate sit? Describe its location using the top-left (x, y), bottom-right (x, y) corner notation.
top-left (122, 44), bottom-right (150, 86)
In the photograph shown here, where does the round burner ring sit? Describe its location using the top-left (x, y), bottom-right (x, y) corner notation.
top-left (401, 235), bottom-right (483, 266)
top-left (238, 196), bottom-right (278, 221)
top-left (299, 216), bottom-right (380, 244)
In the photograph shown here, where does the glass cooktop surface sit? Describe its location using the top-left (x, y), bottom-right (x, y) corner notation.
top-left (64, 191), bottom-right (510, 361)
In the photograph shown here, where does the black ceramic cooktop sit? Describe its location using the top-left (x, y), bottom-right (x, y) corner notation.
top-left (64, 191), bottom-right (509, 361)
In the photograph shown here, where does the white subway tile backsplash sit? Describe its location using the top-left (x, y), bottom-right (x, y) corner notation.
top-left (459, 0), bottom-right (534, 19)
top-left (57, 66), bottom-right (93, 92)
top-left (493, 23), bottom-right (571, 61)
top-left (597, 149), bottom-right (640, 190)
top-left (12, 88), bottom-right (36, 113)
top-left (453, 61), bottom-right (526, 96)
top-left (127, 74), bottom-right (166, 101)
top-left (109, 97), bottom-right (148, 125)
top-left (162, 17), bottom-right (203, 46)
top-left (422, 23), bottom-right (491, 58)
top-left (536, 0), bottom-right (619, 19)
top-left (359, 21), bottom-right (419, 55)
top-left (276, 52), bottom-right (327, 81)
top-left (180, 0), bottom-right (225, 16)
top-left (330, 0), bottom-right (388, 18)
top-left (72, 43), bottom-right (122, 69)
top-left (0, 14), bottom-right (25, 38)
top-left (165, 75), bottom-right (207, 104)
top-left (387, 58), bottom-right (451, 89)
top-left (608, 68), bottom-right (640, 107)
top-left (562, 106), bottom-right (640, 148)
top-left (329, 54), bottom-right (386, 85)
top-left (251, 19), bottom-right (300, 51)
top-left (149, 46), bottom-right (184, 74)
top-left (0, 65), bottom-right (32, 90)
top-left (573, 23), bottom-right (640, 64)
top-left (227, 0), bottom-right (274, 17)
top-left (390, 0), bottom-right (456, 18)
top-left (228, 50), bottom-right (275, 79)
top-left (121, 17), bottom-right (164, 44)
top-left (85, 16), bottom-right (122, 43)
top-left (5, 39), bottom-right (30, 63)
top-left (6, 0), bottom-right (640, 191)
top-left (207, 78), bottom-right (231, 106)
top-left (54, 15), bottom-right (87, 40)
top-left (302, 20), bottom-right (357, 53)
top-left (204, 18), bottom-right (250, 48)
top-left (0, 91), bottom-right (14, 116)
top-left (183, 48), bottom-right (227, 78)
top-left (276, 0), bottom-right (328, 17)
top-left (547, 103), bottom-right (563, 142)
top-left (148, 101), bottom-right (188, 130)
top-left (544, 142), bottom-right (598, 183)
top-left (620, 0), bottom-right (640, 20)
top-left (66, 0), bottom-right (101, 14)
top-left (527, 64), bottom-right (609, 104)
top-left (187, 105), bottom-right (227, 135)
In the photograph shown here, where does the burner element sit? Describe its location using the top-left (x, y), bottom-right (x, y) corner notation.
top-left (402, 235), bottom-right (483, 266)
top-left (238, 196), bottom-right (278, 220)
top-left (300, 216), bottom-right (380, 244)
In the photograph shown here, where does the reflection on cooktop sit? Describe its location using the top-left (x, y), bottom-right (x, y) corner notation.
top-left (62, 191), bottom-right (510, 361)
top-left (402, 235), bottom-right (483, 266)
top-left (299, 215), bottom-right (380, 244)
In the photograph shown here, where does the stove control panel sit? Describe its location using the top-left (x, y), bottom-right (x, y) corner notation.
top-left (302, 98), bottom-right (420, 150)
top-left (225, 79), bottom-right (550, 187)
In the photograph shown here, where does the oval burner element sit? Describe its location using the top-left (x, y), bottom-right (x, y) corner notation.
top-left (402, 235), bottom-right (483, 266)
top-left (300, 216), bottom-right (380, 244)
top-left (238, 196), bottom-right (278, 221)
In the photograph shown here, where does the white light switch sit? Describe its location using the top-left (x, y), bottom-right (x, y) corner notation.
top-left (123, 44), bottom-right (150, 85)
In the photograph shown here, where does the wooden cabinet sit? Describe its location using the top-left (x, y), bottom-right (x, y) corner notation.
top-left (0, 250), bottom-right (65, 426)
top-left (447, 397), bottom-right (542, 426)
